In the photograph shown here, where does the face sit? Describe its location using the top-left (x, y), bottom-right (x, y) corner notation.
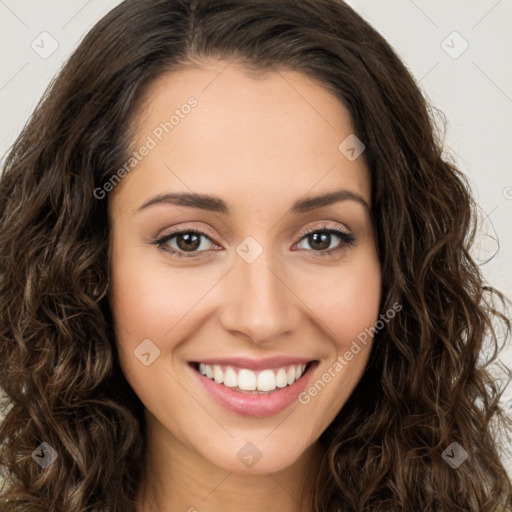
top-left (108, 59), bottom-right (381, 476)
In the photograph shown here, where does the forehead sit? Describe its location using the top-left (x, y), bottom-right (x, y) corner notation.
top-left (112, 60), bottom-right (370, 214)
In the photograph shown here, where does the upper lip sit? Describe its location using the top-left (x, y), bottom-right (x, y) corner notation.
top-left (189, 356), bottom-right (317, 371)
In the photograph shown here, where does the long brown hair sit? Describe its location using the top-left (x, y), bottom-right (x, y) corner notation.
top-left (1, 0), bottom-right (511, 510)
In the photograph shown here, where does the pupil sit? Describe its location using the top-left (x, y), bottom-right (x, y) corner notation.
top-left (177, 233), bottom-right (200, 251)
top-left (310, 232), bottom-right (330, 251)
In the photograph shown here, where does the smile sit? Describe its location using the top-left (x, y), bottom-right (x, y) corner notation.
top-left (189, 358), bottom-right (318, 417)
top-left (193, 362), bottom-right (310, 393)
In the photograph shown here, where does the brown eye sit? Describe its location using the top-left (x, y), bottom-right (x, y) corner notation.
top-left (154, 230), bottom-right (216, 258)
top-left (174, 232), bottom-right (202, 252)
top-left (304, 232), bottom-right (332, 251)
top-left (295, 226), bottom-right (356, 256)
top-left (152, 225), bottom-right (356, 260)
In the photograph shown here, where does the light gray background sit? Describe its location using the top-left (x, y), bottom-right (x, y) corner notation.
top-left (1, 0), bottom-right (512, 474)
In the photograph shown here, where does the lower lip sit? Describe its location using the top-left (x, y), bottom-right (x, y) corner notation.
top-left (190, 362), bottom-right (318, 417)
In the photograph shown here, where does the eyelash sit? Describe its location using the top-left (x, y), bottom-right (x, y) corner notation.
top-left (152, 224), bottom-right (357, 260)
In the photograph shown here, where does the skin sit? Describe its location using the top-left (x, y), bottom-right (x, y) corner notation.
top-left (108, 59), bottom-right (382, 512)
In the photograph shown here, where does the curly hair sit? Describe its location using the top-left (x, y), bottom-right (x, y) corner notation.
top-left (1, 0), bottom-right (511, 510)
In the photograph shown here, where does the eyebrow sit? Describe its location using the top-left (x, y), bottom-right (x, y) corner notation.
top-left (135, 188), bottom-right (370, 215)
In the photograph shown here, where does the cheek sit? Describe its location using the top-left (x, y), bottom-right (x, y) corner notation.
top-left (108, 241), bottom-right (222, 394)
top-left (108, 241), bottom-right (178, 383)
top-left (110, 268), bottom-right (181, 339)
top-left (299, 252), bottom-right (381, 348)
top-left (109, 263), bottom-right (183, 414)
top-left (109, 241), bottom-right (207, 339)
top-left (295, 257), bottom-right (381, 428)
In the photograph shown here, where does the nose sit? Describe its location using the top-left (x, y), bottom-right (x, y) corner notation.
top-left (219, 244), bottom-right (298, 345)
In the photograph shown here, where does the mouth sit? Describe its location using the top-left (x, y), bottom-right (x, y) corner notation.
top-left (189, 360), bottom-right (316, 394)
top-left (188, 358), bottom-right (318, 417)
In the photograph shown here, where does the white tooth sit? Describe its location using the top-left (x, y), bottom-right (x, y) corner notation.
top-left (213, 365), bottom-right (224, 384)
top-left (223, 367), bottom-right (238, 387)
top-left (301, 364), bottom-right (306, 374)
top-left (275, 368), bottom-right (288, 388)
top-left (205, 365), bottom-right (213, 379)
top-left (294, 364), bottom-right (302, 380)
top-left (238, 369), bottom-right (257, 390)
top-left (199, 363), bottom-right (206, 375)
top-left (257, 369), bottom-right (276, 391)
top-left (286, 366), bottom-right (296, 385)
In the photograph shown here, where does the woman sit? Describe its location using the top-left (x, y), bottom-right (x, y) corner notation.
top-left (1, 0), bottom-right (511, 510)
